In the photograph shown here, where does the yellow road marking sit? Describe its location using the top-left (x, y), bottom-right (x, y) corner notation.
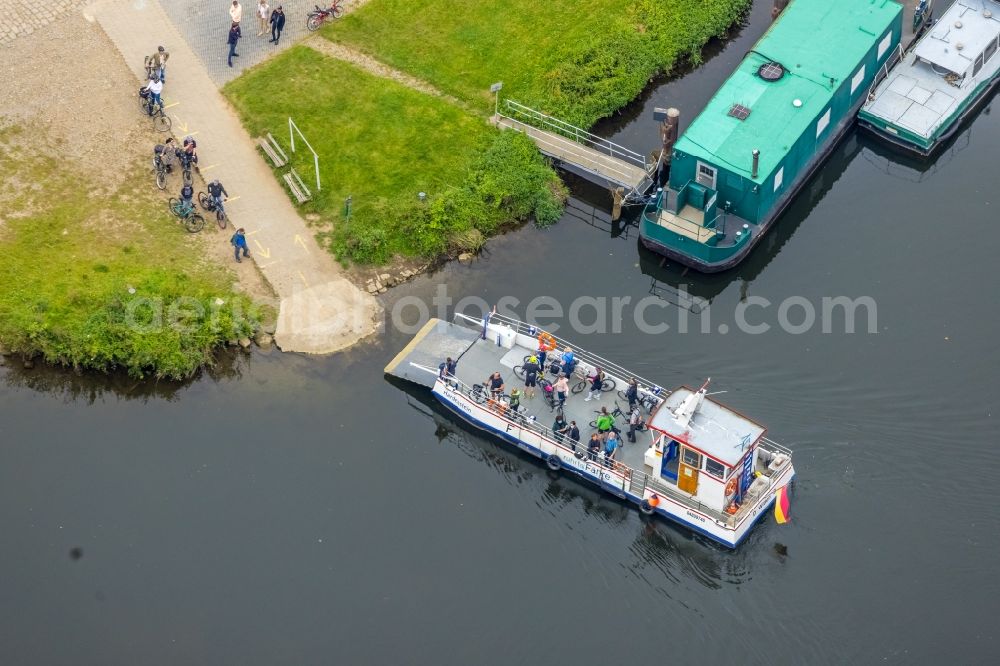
top-left (253, 239), bottom-right (271, 259)
top-left (258, 260), bottom-right (281, 269)
top-left (200, 163), bottom-right (218, 172)
top-left (163, 101), bottom-right (180, 109)
top-left (294, 234), bottom-right (309, 252)
top-left (298, 271), bottom-right (309, 287)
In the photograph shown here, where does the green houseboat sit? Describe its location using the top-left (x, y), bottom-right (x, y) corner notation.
top-left (641, 0), bottom-right (903, 272)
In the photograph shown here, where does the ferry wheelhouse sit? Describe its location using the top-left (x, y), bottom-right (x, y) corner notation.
top-left (859, 1), bottom-right (1000, 156)
top-left (385, 313), bottom-right (795, 548)
top-left (640, 0), bottom-right (903, 272)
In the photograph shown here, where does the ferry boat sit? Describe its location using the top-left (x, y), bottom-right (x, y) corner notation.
top-left (859, 1), bottom-right (1000, 156)
top-left (385, 313), bottom-right (795, 548)
top-left (640, 0), bottom-right (903, 272)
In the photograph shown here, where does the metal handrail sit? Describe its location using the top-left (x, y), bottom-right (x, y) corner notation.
top-left (501, 99), bottom-right (651, 170)
top-left (867, 42), bottom-right (904, 101)
top-left (418, 361), bottom-right (735, 524)
top-left (455, 312), bottom-right (668, 406)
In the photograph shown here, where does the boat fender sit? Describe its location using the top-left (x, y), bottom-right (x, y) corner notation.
top-left (725, 477), bottom-right (738, 496)
top-left (546, 454), bottom-right (561, 471)
top-left (640, 500), bottom-right (655, 515)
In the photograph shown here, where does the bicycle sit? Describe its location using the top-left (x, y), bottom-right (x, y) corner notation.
top-left (176, 151), bottom-right (197, 187)
top-left (589, 402), bottom-right (627, 430)
top-left (198, 191), bottom-right (228, 229)
top-left (618, 385), bottom-right (663, 414)
top-left (306, 1), bottom-right (344, 31)
top-left (168, 197), bottom-right (206, 233)
top-left (570, 368), bottom-right (616, 395)
top-left (138, 89), bottom-right (171, 132)
top-left (152, 150), bottom-right (175, 190)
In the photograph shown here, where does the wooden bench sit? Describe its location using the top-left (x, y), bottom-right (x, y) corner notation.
top-left (282, 168), bottom-right (311, 204)
top-left (257, 132), bottom-right (288, 168)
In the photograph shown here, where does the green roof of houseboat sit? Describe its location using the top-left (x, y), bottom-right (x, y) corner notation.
top-left (674, 0), bottom-right (902, 183)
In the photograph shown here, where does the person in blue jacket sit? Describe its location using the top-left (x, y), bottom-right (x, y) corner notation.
top-left (231, 227), bottom-right (250, 262)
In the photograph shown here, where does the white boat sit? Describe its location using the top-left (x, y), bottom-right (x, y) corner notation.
top-left (859, 0), bottom-right (1000, 155)
top-left (385, 313), bottom-right (795, 548)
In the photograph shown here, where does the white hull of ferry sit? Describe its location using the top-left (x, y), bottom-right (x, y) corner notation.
top-left (432, 379), bottom-right (794, 548)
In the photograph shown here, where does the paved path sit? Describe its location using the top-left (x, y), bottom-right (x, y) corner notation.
top-left (0, 0), bottom-right (89, 47)
top-left (86, 0), bottom-right (379, 354)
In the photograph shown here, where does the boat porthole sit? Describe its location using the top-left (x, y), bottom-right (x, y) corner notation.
top-left (546, 454), bottom-right (561, 471)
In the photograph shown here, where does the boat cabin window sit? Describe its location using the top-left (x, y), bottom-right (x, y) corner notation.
top-left (696, 162), bottom-right (717, 189)
top-left (705, 457), bottom-right (726, 479)
top-left (878, 31), bottom-right (892, 60)
top-left (681, 447), bottom-right (701, 468)
top-left (816, 108), bottom-right (831, 138)
top-left (773, 166), bottom-right (783, 192)
top-left (974, 53), bottom-right (984, 77)
top-left (850, 65), bottom-right (866, 95)
top-left (985, 36), bottom-right (999, 65)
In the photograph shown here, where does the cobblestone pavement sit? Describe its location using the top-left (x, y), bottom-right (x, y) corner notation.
top-left (159, 0), bottom-right (315, 86)
top-left (0, 0), bottom-right (89, 47)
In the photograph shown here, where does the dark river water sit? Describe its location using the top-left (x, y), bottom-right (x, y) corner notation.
top-left (2, 2), bottom-right (998, 663)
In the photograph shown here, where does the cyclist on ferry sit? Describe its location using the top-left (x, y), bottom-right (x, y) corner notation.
top-left (485, 371), bottom-right (505, 398)
top-left (207, 179), bottom-right (229, 213)
top-left (559, 347), bottom-right (576, 376)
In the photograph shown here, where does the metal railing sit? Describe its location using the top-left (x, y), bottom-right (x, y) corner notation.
top-left (417, 360), bottom-right (736, 525)
top-left (455, 311), bottom-right (668, 408)
top-left (867, 42), bottom-right (904, 102)
top-left (499, 99), bottom-right (654, 172)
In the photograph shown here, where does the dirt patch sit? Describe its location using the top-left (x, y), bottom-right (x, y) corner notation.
top-left (0, 9), bottom-right (277, 310)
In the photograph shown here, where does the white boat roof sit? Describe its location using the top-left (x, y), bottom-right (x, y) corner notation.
top-left (913, 1), bottom-right (1000, 74)
top-left (648, 387), bottom-right (766, 467)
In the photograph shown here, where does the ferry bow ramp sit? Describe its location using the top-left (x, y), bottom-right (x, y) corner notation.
top-left (384, 318), bottom-right (480, 387)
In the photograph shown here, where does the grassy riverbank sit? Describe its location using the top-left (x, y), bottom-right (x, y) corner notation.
top-left (0, 126), bottom-right (260, 379)
top-left (224, 46), bottom-right (565, 264)
top-left (328, 0), bottom-right (751, 127)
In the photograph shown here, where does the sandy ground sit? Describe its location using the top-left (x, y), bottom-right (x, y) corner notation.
top-left (0, 9), bottom-right (278, 310)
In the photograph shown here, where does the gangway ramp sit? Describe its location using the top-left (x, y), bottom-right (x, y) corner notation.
top-left (384, 318), bottom-right (480, 387)
top-left (494, 100), bottom-right (656, 194)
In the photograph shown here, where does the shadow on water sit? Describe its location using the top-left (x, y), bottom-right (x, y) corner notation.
top-left (386, 374), bottom-right (762, 590)
top-left (0, 348), bottom-right (255, 404)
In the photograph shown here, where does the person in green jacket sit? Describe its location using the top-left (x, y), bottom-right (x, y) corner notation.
top-left (595, 407), bottom-right (614, 443)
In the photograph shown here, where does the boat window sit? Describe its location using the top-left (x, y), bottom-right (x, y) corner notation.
top-left (850, 65), bottom-right (866, 95)
top-left (705, 458), bottom-right (726, 479)
top-left (986, 36), bottom-right (999, 64)
top-left (877, 32), bottom-right (892, 60)
top-left (682, 447), bottom-right (701, 468)
top-left (773, 166), bottom-right (784, 192)
top-left (974, 53), bottom-right (984, 77)
top-left (696, 162), bottom-right (717, 189)
top-left (816, 108), bottom-right (831, 138)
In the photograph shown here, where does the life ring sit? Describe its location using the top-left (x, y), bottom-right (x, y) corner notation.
top-left (546, 454), bottom-right (561, 471)
top-left (537, 331), bottom-right (556, 351)
top-left (725, 477), bottom-right (738, 496)
top-left (640, 499), bottom-right (655, 515)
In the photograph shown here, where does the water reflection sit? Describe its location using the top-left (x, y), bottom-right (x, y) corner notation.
top-left (0, 348), bottom-right (254, 404)
top-left (390, 374), bottom-right (761, 592)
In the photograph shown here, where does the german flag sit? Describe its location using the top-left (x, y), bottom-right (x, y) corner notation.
top-left (774, 485), bottom-right (791, 524)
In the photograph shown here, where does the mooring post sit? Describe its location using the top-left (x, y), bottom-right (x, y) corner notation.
top-left (661, 107), bottom-right (680, 159)
top-left (772, 0), bottom-right (789, 20)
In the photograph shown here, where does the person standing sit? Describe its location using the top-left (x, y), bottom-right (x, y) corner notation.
top-left (604, 431), bottom-right (620, 466)
top-left (269, 5), bottom-right (285, 44)
top-left (522, 355), bottom-right (539, 399)
top-left (627, 405), bottom-right (643, 443)
top-left (595, 407), bottom-right (613, 443)
top-left (256, 1), bottom-right (270, 37)
top-left (552, 412), bottom-right (568, 445)
top-left (227, 22), bottom-right (242, 68)
top-left (584, 366), bottom-right (605, 402)
top-left (587, 434), bottom-right (601, 462)
top-left (231, 228), bottom-right (251, 262)
top-left (142, 73), bottom-right (163, 111)
top-left (151, 45), bottom-right (169, 83)
top-left (624, 378), bottom-right (639, 412)
top-left (229, 0), bottom-right (243, 25)
top-left (567, 421), bottom-right (580, 452)
top-left (553, 372), bottom-right (569, 410)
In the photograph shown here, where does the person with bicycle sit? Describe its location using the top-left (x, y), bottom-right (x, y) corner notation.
top-left (485, 372), bottom-right (505, 398)
top-left (522, 354), bottom-right (539, 399)
top-left (149, 46), bottom-right (169, 83)
top-left (627, 405), bottom-right (644, 444)
top-left (553, 372), bottom-right (569, 409)
top-left (584, 366), bottom-right (605, 402)
top-left (179, 181), bottom-right (195, 214)
top-left (624, 378), bottom-right (639, 412)
top-left (559, 347), bottom-right (576, 377)
top-left (142, 73), bottom-right (163, 113)
top-left (207, 179), bottom-right (229, 215)
top-left (595, 407), bottom-right (614, 443)
top-left (153, 137), bottom-right (175, 172)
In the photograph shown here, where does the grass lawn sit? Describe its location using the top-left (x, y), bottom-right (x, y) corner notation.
top-left (224, 46), bottom-right (564, 264)
top-left (0, 126), bottom-right (259, 379)
top-left (327, 0), bottom-right (751, 127)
